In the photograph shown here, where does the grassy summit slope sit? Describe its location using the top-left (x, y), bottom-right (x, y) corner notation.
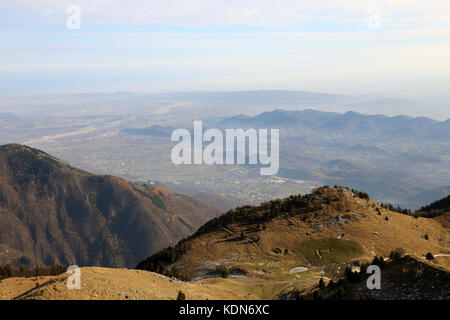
top-left (138, 186), bottom-right (449, 281)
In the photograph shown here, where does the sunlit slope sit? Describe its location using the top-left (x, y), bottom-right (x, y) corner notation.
top-left (138, 187), bottom-right (449, 280)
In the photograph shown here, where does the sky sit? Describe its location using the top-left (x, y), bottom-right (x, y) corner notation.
top-left (1, 0), bottom-right (450, 101)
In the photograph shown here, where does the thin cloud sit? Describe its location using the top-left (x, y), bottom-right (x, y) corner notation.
top-left (1, 0), bottom-right (450, 26)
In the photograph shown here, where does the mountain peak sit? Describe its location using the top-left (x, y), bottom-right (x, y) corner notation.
top-left (0, 143), bottom-right (65, 163)
top-left (0, 144), bottom-right (77, 185)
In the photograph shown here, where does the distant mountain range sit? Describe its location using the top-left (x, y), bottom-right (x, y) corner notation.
top-left (404, 186), bottom-right (450, 211)
top-left (117, 108), bottom-right (449, 209)
top-left (0, 113), bottom-right (20, 122)
top-left (0, 144), bottom-right (221, 268)
top-left (215, 109), bottom-right (450, 208)
top-left (121, 108), bottom-right (449, 143)
top-left (218, 109), bottom-right (450, 141)
top-left (145, 90), bottom-right (347, 107)
top-left (6, 90), bottom-right (448, 119)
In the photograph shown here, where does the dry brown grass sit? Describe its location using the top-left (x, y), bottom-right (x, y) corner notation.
top-left (164, 187), bottom-right (449, 279)
top-left (0, 267), bottom-right (281, 300)
top-left (1, 187), bottom-right (448, 300)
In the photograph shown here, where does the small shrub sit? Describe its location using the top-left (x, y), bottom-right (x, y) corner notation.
top-left (389, 248), bottom-right (405, 261)
top-left (212, 265), bottom-right (231, 278)
top-left (221, 268), bottom-right (230, 278)
top-left (426, 252), bottom-right (434, 260)
top-left (177, 290), bottom-right (186, 300)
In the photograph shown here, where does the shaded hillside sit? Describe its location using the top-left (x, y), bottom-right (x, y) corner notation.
top-left (150, 181), bottom-right (247, 211)
top-left (300, 255), bottom-right (450, 300)
top-left (0, 144), bottom-right (221, 268)
top-left (137, 187), bottom-right (449, 282)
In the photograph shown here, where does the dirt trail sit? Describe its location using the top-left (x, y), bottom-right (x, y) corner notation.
top-left (222, 227), bottom-right (281, 261)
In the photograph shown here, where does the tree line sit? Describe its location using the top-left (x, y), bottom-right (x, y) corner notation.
top-left (0, 264), bottom-right (67, 280)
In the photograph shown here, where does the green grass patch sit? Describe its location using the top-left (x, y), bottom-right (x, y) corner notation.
top-left (296, 238), bottom-right (364, 265)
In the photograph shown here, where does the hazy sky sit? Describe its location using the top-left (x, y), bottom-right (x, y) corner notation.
top-left (1, 0), bottom-right (450, 99)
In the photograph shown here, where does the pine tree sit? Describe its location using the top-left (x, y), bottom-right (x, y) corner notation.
top-left (319, 277), bottom-right (325, 289)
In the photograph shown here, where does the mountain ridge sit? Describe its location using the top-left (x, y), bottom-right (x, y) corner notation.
top-left (218, 109), bottom-right (449, 141)
top-left (0, 144), bottom-right (222, 268)
top-left (137, 186), bottom-right (449, 282)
